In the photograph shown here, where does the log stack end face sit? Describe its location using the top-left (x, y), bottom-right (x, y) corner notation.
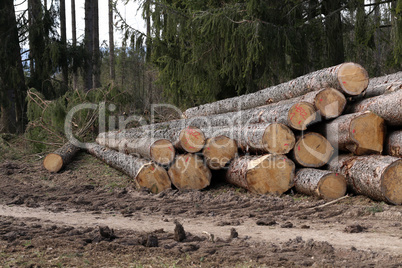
top-left (150, 139), bottom-right (176, 165)
top-left (294, 133), bottom-right (334, 168)
top-left (136, 163), bottom-right (171, 194)
top-left (262, 123), bottom-right (296, 154)
top-left (246, 155), bottom-right (295, 195)
top-left (381, 159), bottom-right (402, 205)
top-left (349, 112), bottom-right (385, 155)
top-left (178, 126), bottom-right (206, 153)
top-left (202, 136), bottom-right (238, 170)
top-left (337, 62), bottom-right (369, 96)
top-left (287, 102), bottom-right (317, 131)
top-left (314, 88), bottom-right (347, 119)
top-left (317, 173), bottom-right (347, 200)
top-left (43, 153), bottom-right (63, 173)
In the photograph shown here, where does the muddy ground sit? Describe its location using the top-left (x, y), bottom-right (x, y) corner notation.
top-left (0, 140), bottom-right (402, 267)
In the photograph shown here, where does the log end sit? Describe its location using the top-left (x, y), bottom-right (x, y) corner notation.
top-left (246, 155), bottom-right (295, 195)
top-left (262, 123), bottom-right (296, 154)
top-left (350, 112), bottom-right (385, 155)
top-left (136, 163), bottom-right (172, 194)
top-left (317, 173), bottom-right (347, 200)
top-left (202, 136), bottom-right (237, 170)
top-left (287, 102), bottom-right (317, 130)
top-left (43, 153), bottom-right (63, 173)
top-left (294, 133), bottom-right (334, 168)
top-left (314, 88), bottom-right (347, 119)
top-left (178, 126), bottom-right (206, 153)
top-left (337, 62), bottom-right (369, 95)
top-left (150, 139), bottom-right (176, 165)
top-left (168, 154), bottom-right (212, 190)
top-left (381, 159), bottom-right (402, 205)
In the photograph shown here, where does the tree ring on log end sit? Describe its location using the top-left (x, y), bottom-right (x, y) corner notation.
top-left (178, 126), bottom-right (206, 153)
top-left (287, 102), bottom-right (317, 130)
top-left (316, 173), bottom-right (347, 200)
top-left (294, 133), bottom-right (334, 167)
top-left (246, 155), bottom-right (295, 195)
top-left (150, 139), bottom-right (175, 165)
top-left (262, 123), bottom-right (295, 154)
top-left (202, 135), bottom-right (237, 170)
top-left (136, 163), bottom-right (171, 194)
top-left (349, 111), bottom-right (385, 155)
top-left (314, 88), bottom-right (347, 118)
top-left (43, 153), bottom-right (63, 173)
top-left (381, 159), bottom-right (402, 205)
top-left (337, 62), bottom-right (369, 95)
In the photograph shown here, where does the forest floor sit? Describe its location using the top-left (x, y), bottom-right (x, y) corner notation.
top-left (0, 137), bottom-right (402, 267)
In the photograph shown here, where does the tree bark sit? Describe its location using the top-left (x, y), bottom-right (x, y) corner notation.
top-left (84, 0), bottom-right (94, 90)
top-left (71, 0), bottom-right (78, 89)
top-left (60, 0), bottom-right (68, 86)
top-left (322, 111), bottom-right (385, 155)
top-left (385, 130), bottom-right (402, 157)
top-left (202, 135), bottom-right (238, 170)
top-left (347, 90), bottom-right (402, 127)
top-left (43, 142), bottom-right (80, 172)
top-left (96, 136), bottom-right (175, 165)
top-left (86, 143), bottom-right (171, 193)
top-left (168, 154), bottom-right (212, 190)
top-left (354, 82), bottom-right (401, 101)
top-left (183, 62), bottom-right (368, 118)
top-left (108, 0), bottom-right (115, 80)
top-left (225, 154), bottom-right (295, 195)
top-left (328, 155), bottom-right (402, 205)
top-left (293, 132), bottom-right (334, 168)
top-left (294, 169), bottom-right (347, 200)
top-left (368, 72), bottom-right (402, 86)
top-left (92, 0), bottom-right (101, 88)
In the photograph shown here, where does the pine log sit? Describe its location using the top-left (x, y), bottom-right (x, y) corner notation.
top-left (294, 169), bottom-right (347, 200)
top-left (385, 130), bottom-right (402, 158)
top-left (226, 154), bottom-right (295, 195)
top-left (43, 142), bottom-right (80, 172)
top-left (328, 155), bottom-right (402, 205)
top-left (96, 136), bottom-right (175, 165)
top-left (168, 153), bottom-right (212, 190)
top-left (86, 143), bottom-right (171, 193)
top-left (202, 135), bottom-right (238, 170)
top-left (354, 82), bottom-right (401, 101)
top-left (347, 90), bottom-right (402, 126)
top-left (322, 111), bottom-right (385, 155)
top-left (293, 132), bottom-right (334, 168)
top-left (175, 126), bottom-right (206, 153)
top-left (183, 62), bottom-right (368, 118)
top-left (367, 71), bottom-right (402, 86)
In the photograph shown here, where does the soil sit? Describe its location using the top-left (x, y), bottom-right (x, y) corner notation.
top-left (1, 145), bottom-right (402, 267)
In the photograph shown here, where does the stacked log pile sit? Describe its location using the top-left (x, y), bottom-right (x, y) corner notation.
top-left (44, 63), bottom-right (402, 204)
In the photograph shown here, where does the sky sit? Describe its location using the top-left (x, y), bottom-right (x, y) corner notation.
top-left (15, 0), bottom-right (146, 45)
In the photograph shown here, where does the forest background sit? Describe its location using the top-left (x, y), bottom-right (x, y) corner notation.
top-left (0, 0), bottom-right (401, 152)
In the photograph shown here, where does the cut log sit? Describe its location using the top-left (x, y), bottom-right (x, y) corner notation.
top-left (347, 90), bottom-right (402, 127)
top-left (328, 155), bottom-right (402, 205)
top-left (293, 132), bottom-right (334, 168)
top-left (168, 153), bottom-right (212, 190)
top-left (321, 111), bottom-right (385, 155)
top-left (385, 130), bottom-right (402, 158)
top-left (294, 169), bottom-right (347, 200)
top-left (354, 82), bottom-right (401, 101)
top-left (202, 135), bottom-right (238, 170)
top-left (96, 136), bottom-right (175, 165)
top-left (183, 62), bottom-right (368, 118)
top-left (86, 143), bottom-right (171, 193)
top-left (225, 154), bottom-right (295, 195)
top-left (175, 126), bottom-right (206, 153)
top-left (367, 71), bottom-right (402, 86)
top-left (43, 142), bottom-right (80, 172)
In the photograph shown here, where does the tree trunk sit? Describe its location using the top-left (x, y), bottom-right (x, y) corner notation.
top-left (385, 130), bottom-right (402, 157)
top-left (108, 0), bottom-right (115, 81)
top-left (183, 62), bottom-right (368, 118)
top-left (86, 143), bottom-right (171, 193)
top-left (322, 111), bottom-right (385, 155)
top-left (354, 82), bottom-right (401, 101)
top-left (347, 90), bottom-right (402, 127)
top-left (202, 135), bottom-right (238, 170)
top-left (328, 155), bottom-right (402, 205)
top-left (43, 142), bottom-right (80, 172)
top-left (168, 154), bottom-right (212, 190)
top-left (84, 0), bottom-right (94, 90)
top-left (92, 0), bottom-right (101, 88)
top-left (96, 136), bottom-right (175, 166)
top-left (71, 0), bottom-right (78, 89)
top-left (225, 154), bottom-right (295, 195)
top-left (293, 132), bottom-right (334, 168)
top-left (294, 169), bottom-right (347, 200)
top-left (368, 72), bottom-right (402, 87)
top-left (60, 0), bottom-right (68, 86)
